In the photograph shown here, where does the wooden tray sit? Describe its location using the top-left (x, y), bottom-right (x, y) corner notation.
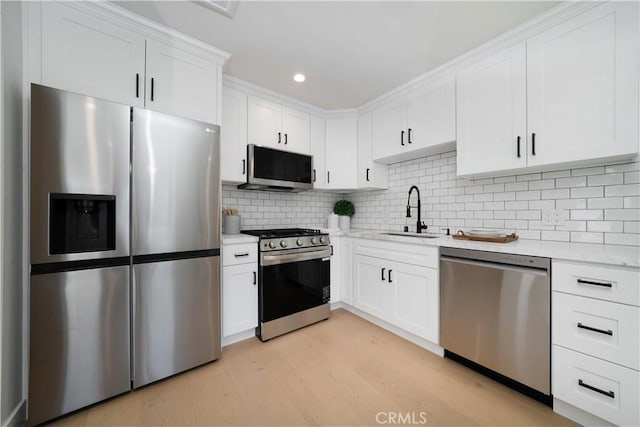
top-left (452, 230), bottom-right (519, 243)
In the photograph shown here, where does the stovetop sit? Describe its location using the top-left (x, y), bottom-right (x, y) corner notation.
top-left (242, 228), bottom-right (323, 239)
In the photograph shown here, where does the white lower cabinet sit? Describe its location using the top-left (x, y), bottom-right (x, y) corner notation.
top-left (552, 259), bottom-right (640, 426)
top-left (353, 240), bottom-right (439, 343)
top-left (222, 242), bottom-right (258, 340)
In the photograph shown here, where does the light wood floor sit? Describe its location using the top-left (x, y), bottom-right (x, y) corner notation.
top-left (53, 309), bottom-right (575, 426)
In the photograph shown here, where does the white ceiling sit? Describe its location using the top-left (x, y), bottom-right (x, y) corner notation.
top-left (113, 1), bottom-right (559, 110)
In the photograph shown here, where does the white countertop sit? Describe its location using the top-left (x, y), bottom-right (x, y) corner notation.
top-left (337, 229), bottom-right (640, 268)
top-left (221, 233), bottom-right (258, 244)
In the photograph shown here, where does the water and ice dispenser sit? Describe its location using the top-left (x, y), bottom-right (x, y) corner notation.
top-left (49, 193), bottom-right (116, 254)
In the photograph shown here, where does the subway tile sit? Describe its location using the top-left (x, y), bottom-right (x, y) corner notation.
top-left (588, 173), bottom-right (623, 186)
top-left (505, 220), bottom-right (528, 229)
top-left (624, 222), bottom-right (640, 233)
top-left (483, 219), bottom-right (505, 229)
top-left (474, 211), bottom-right (494, 219)
top-left (604, 233), bottom-right (640, 246)
top-left (571, 232), bottom-right (604, 244)
top-left (473, 178), bottom-right (494, 185)
top-left (516, 229), bottom-right (541, 240)
top-left (556, 176), bottom-right (587, 188)
top-left (605, 184), bottom-right (640, 197)
top-left (517, 173), bottom-right (542, 182)
top-left (557, 221), bottom-right (586, 232)
top-left (605, 163), bottom-right (640, 173)
top-left (516, 191), bottom-right (541, 201)
top-left (528, 221), bottom-right (556, 231)
top-left (571, 210), bottom-right (604, 221)
top-left (624, 197), bottom-right (640, 209)
top-left (604, 209), bottom-right (640, 221)
top-left (542, 189), bottom-right (570, 200)
top-left (587, 197), bottom-right (623, 209)
top-left (484, 201), bottom-right (505, 210)
top-left (571, 166), bottom-right (605, 176)
top-left (495, 176), bottom-right (516, 183)
top-left (571, 187), bottom-right (603, 198)
top-left (474, 193), bottom-right (494, 202)
top-left (483, 183), bottom-right (505, 193)
top-left (494, 192), bottom-right (516, 201)
top-left (625, 171), bottom-right (640, 184)
top-left (529, 179), bottom-right (555, 190)
top-left (464, 219), bottom-right (484, 227)
top-left (517, 210), bottom-right (541, 220)
top-left (505, 201), bottom-right (529, 210)
top-left (494, 210), bottom-right (516, 220)
top-left (529, 200), bottom-right (555, 210)
top-left (505, 182), bottom-right (528, 192)
top-left (542, 170), bottom-right (571, 179)
top-left (587, 221), bottom-right (624, 233)
top-left (541, 231), bottom-right (570, 242)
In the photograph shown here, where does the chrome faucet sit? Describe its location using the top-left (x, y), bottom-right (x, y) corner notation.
top-left (406, 185), bottom-right (428, 233)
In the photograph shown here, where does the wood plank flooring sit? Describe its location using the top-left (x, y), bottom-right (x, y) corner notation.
top-left (52, 309), bottom-right (575, 426)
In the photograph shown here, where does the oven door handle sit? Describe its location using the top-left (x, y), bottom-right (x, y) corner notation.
top-left (261, 248), bottom-right (331, 266)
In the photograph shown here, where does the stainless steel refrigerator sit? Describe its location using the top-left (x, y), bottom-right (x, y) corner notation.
top-left (29, 84), bottom-right (221, 425)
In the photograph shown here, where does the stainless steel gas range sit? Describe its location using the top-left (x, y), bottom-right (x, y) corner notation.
top-left (242, 228), bottom-right (331, 341)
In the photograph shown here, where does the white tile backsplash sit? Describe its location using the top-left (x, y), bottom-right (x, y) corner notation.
top-left (346, 151), bottom-right (640, 246)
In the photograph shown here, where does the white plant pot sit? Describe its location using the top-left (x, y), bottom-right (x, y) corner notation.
top-left (339, 215), bottom-right (350, 230)
top-left (328, 213), bottom-right (339, 229)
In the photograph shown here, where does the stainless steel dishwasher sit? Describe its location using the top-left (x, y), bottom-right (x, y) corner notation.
top-left (440, 247), bottom-right (551, 404)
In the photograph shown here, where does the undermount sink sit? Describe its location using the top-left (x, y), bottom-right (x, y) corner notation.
top-left (384, 232), bottom-right (441, 239)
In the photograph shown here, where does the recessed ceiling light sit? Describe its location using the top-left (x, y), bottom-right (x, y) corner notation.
top-left (293, 73), bottom-right (306, 83)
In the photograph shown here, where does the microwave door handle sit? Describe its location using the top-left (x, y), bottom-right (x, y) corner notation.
top-left (261, 248), bottom-right (331, 266)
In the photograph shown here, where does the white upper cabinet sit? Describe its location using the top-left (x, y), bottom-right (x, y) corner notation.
top-left (457, 2), bottom-right (639, 177)
top-left (456, 43), bottom-right (527, 176)
top-left (309, 115), bottom-right (327, 189)
top-left (33, 2), bottom-right (228, 124)
top-left (371, 77), bottom-right (456, 164)
top-left (145, 39), bottom-right (220, 124)
top-left (247, 95), bottom-right (310, 153)
top-left (357, 112), bottom-right (388, 189)
top-left (221, 87), bottom-right (248, 183)
top-left (526, 2), bottom-right (639, 167)
top-left (325, 117), bottom-right (358, 190)
top-left (40, 2), bottom-right (146, 108)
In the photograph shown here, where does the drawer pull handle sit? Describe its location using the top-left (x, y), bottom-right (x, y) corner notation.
top-left (577, 322), bottom-right (613, 336)
top-left (578, 379), bottom-right (615, 399)
top-left (234, 253), bottom-right (250, 258)
top-left (577, 278), bottom-right (612, 288)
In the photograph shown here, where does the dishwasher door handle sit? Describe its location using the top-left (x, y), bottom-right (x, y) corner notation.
top-left (440, 256), bottom-right (549, 277)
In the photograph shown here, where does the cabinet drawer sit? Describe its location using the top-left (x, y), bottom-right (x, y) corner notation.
top-left (553, 260), bottom-right (639, 306)
top-left (222, 243), bottom-right (257, 267)
top-left (553, 345), bottom-right (640, 426)
top-left (353, 238), bottom-right (438, 268)
top-left (553, 292), bottom-right (639, 370)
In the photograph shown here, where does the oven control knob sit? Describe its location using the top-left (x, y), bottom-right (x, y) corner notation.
top-left (311, 237), bottom-right (318, 245)
top-left (319, 236), bottom-right (327, 244)
top-left (280, 240), bottom-right (288, 248)
top-left (296, 239), bottom-right (303, 246)
top-left (268, 241), bottom-right (277, 249)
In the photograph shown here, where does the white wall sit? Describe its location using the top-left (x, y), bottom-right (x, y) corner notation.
top-left (348, 151), bottom-right (640, 246)
top-left (0, 1), bottom-right (25, 425)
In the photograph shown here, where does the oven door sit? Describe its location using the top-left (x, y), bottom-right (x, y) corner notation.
top-left (260, 248), bottom-right (330, 322)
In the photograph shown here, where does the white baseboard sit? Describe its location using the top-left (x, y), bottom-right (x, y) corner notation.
top-left (338, 304), bottom-right (444, 357)
top-left (221, 328), bottom-right (257, 347)
top-left (3, 399), bottom-right (26, 427)
top-left (553, 398), bottom-right (615, 427)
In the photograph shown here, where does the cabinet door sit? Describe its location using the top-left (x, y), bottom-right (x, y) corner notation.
top-left (222, 263), bottom-right (258, 337)
top-left (40, 2), bottom-right (145, 107)
top-left (353, 255), bottom-right (387, 320)
top-left (309, 116), bottom-right (327, 189)
top-left (325, 117), bottom-right (357, 190)
top-left (357, 112), bottom-right (388, 189)
top-left (456, 43), bottom-right (527, 176)
top-left (329, 237), bottom-right (342, 304)
top-left (221, 87), bottom-right (248, 183)
top-left (526, 2), bottom-right (639, 167)
top-left (371, 100), bottom-right (405, 161)
top-left (282, 107), bottom-right (310, 154)
top-left (407, 78), bottom-right (456, 151)
top-left (145, 39), bottom-right (220, 124)
top-left (387, 262), bottom-right (439, 343)
top-left (247, 96), bottom-right (282, 147)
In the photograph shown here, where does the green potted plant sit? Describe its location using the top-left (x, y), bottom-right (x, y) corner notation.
top-left (334, 200), bottom-right (355, 230)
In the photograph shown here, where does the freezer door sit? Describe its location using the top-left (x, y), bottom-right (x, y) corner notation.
top-left (132, 109), bottom-right (220, 255)
top-left (133, 256), bottom-right (221, 388)
top-left (30, 84), bottom-right (131, 264)
top-left (29, 266), bottom-right (130, 425)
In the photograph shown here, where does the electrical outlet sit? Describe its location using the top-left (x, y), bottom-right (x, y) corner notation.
top-left (542, 209), bottom-right (566, 226)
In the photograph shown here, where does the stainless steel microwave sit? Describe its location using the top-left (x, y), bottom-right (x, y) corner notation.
top-left (238, 144), bottom-right (313, 192)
